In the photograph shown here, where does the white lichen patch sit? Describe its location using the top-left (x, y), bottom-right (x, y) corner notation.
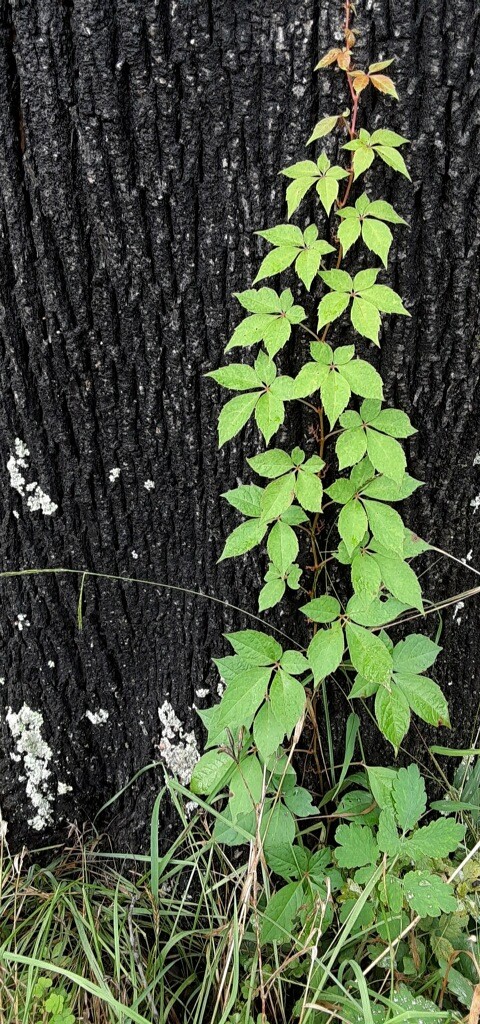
top-left (7, 438), bottom-right (58, 516)
top-left (473, 453), bottom-right (480, 466)
top-left (470, 494), bottom-right (480, 514)
top-left (85, 708), bottom-right (109, 725)
top-left (195, 687), bottom-right (209, 699)
top-left (6, 704), bottom-right (54, 830)
top-left (57, 781), bottom-right (72, 795)
top-left (109, 467), bottom-right (121, 483)
top-left (157, 700), bottom-right (199, 785)
top-left (14, 613), bottom-right (30, 632)
top-left (131, 550), bottom-right (139, 559)
top-left (47, 660), bottom-right (55, 668)
top-left (144, 479), bottom-right (155, 491)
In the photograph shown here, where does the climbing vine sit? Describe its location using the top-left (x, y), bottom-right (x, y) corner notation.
top-left (191, 1), bottom-right (455, 890)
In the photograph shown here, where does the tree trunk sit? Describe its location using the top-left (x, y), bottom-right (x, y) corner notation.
top-left (0, 0), bottom-right (479, 851)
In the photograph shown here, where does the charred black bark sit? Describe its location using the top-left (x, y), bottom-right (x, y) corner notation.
top-left (0, 0), bottom-right (479, 851)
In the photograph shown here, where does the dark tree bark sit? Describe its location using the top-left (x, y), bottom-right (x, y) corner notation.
top-left (0, 0), bottom-right (479, 851)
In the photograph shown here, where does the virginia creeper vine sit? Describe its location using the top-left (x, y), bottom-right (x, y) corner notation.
top-left (192, 2), bottom-right (452, 876)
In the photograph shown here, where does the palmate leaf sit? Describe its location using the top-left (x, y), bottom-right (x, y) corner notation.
top-left (280, 151), bottom-right (348, 217)
top-left (343, 129), bottom-right (411, 183)
top-left (337, 193), bottom-right (406, 267)
top-left (226, 287), bottom-right (306, 357)
top-left (318, 267), bottom-right (410, 344)
top-left (254, 224), bottom-right (335, 289)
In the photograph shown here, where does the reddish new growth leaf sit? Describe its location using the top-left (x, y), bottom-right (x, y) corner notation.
top-left (349, 59), bottom-right (399, 100)
top-left (316, 47), bottom-right (352, 71)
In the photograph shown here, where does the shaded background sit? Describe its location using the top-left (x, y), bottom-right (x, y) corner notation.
top-left (0, 0), bottom-right (479, 850)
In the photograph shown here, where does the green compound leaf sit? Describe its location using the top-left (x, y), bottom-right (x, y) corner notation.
top-left (226, 629), bottom-right (282, 664)
top-left (362, 499), bottom-right (405, 555)
top-left (403, 871), bottom-right (457, 918)
top-left (218, 518), bottom-right (268, 561)
top-left (267, 520), bottom-right (299, 572)
top-left (254, 224), bottom-right (335, 289)
top-left (218, 392), bottom-right (260, 446)
top-left (222, 483), bottom-right (263, 517)
top-left (206, 363), bottom-right (261, 391)
top-left (392, 634), bottom-right (442, 674)
top-left (259, 577), bottom-right (286, 611)
top-left (204, 666), bottom-right (271, 747)
top-left (335, 822), bottom-right (379, 868)
top-left (253, 700), bottom-right (286, 760)
top-left (227, 288), bottom-right (305, 356)
top-left (317, 290), bottom-right (350, 330)
top-left (190, 749), bottom-right (234, 796)
top-left (394, 672), bottom-right (451, 728)
top-left (248, 448), bottom-right (294, 478)
top-left (337, 193), bottom-right (406, 267)
top-left (392, 764), bottom-right (427, 832)
top-left (307, 622), bottom-right (345, 684)
top-left (345, 622), bottom-right (393, 685)
top-left (270, 670), bottom-right (306, 735)
top-left (321, 369), bottom-right (351, 427)
top-left (338, 499), bottom-right (368, 555)
top-left (373, 552), bottom-right (423, 611)
top-left (300, 595), bottom-right (341, 623)
top-left (375, 684), bottom-right (411, 753)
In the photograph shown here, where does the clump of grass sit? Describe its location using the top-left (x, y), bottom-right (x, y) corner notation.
top-left (0, 772), bottom-right (478, 1024)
